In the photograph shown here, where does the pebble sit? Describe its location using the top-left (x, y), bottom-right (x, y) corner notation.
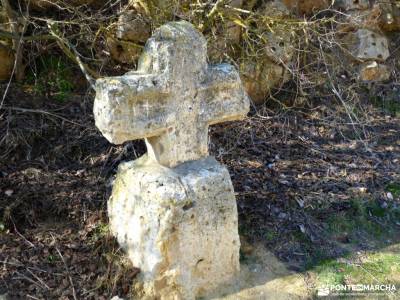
top-left (278, 212), bottom-right (287, 219)
top-left (4, 189), bottom-right (13, 197)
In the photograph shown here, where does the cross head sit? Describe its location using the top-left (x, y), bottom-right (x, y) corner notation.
top-left (94, 21), bottom-right (250, 167)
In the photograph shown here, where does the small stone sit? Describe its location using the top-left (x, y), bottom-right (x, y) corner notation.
top-left (267, 163), bottom-right (275, 169)
top-left (380, 201), bottom-right (388, 209)
top-left (75, 169), bottom-right (85, 177)
top-left (358, 187), bottom-right (367, 193)
top-left (359, 61), bottom-right (391, 82)
top-left (4, 189), bottom-right (13, 197)
top-left (278, 212), bottom-right (287, 219)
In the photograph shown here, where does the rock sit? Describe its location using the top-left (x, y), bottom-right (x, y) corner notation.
top-left (234, 0), bottom-right (294, 104)
top-left (115, 10), bottom-right (151, 43)
top-left (278, 212), bottom-right (287, 219)
top-left (4, 189), bottom-right (14, 197)
top-left (110, 155), bottom-right (240, 299)
top-left (262, 0), bottom-right (292, 17)
top-left (241, 58), bottom-right (289, 105)
top-left (107, 10), bottom-right (150, 64)
top-left (262, 26), bottom-right (294, 65)
top-left (338, 1), bottom-right (400, 33)
top-left (367, 1), bottom-right (400, 32)
top-left (258, 3), bottom-right (294, 64)
top-left (282, 0), bottom-right (331, 15)
top-left (343, 29), bottom-right (390, 62)
top-left (0, 42), bottom-right (14, 81)
top-left (207, 26), bottom-right (242, 63)
top-left (359, 61), bottom-right (391, 82)
top-left (106, 36), bottom-right (143, 64)
top-left (334, 0), bottom-right (370, 11)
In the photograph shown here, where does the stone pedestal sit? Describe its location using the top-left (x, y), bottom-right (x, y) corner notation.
top-left (108, 155), bottom-right (240, 299)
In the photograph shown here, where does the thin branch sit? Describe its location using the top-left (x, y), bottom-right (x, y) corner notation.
top-left (1, 106), bottom-right (86, 127)
top-left (0, 29), bottom-right (56, 41)
top-left (48, 22), bottom-right (97, 89)
top-left (52, 234), bottom-right (78, 300)
top-left (207, 0), bottom-right (226, 19)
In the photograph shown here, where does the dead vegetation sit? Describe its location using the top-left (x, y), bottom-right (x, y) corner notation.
top-left (1, 81), bottom-right (399, 298)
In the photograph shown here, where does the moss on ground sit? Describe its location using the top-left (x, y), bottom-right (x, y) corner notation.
top-left (387, 182), bottom-right (400, 199)
top-left (311, 246), bottom-right (400, 298)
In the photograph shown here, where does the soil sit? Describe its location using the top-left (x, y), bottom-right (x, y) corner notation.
top-left (0, 82), bottom-right (399, 299)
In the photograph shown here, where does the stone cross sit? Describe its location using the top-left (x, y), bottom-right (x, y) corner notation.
top-left (94, 21), bottom-right (249, 167)
top-left (94, 21), bottom-right (250, 299)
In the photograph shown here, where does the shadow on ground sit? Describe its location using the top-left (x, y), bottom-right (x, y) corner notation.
top-left (1, 86), bottom-right (399, 298)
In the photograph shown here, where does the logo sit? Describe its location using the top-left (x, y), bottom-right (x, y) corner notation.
top-left (317, 286), bottom-right (330, 297)
top-left (316, 284), bottom-right (397, 297)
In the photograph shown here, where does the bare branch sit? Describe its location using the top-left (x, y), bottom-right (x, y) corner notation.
top-left (48, 22), bottom-right (98, 89)
top-left (0, 29), bottom-right (56, 41)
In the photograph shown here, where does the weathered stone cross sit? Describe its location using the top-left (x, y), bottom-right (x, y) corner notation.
top-left (94, 21), bottom-right (249, 167)
top-left (94, 21), bottom-right (250, 299)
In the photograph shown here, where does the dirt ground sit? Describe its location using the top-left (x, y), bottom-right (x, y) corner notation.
top-left (1, 83), bottom-right (400, 299)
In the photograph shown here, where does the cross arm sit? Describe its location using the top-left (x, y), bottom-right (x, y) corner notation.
top-left (199, 64), bottom-right (250, 125)
top-left (94, 73), bottom-right (172, 144)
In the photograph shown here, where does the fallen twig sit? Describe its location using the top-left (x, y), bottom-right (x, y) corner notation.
top-left (1, 106), bottom-right (86, 127)
top-left (52, 234), bottom-right (78, 300)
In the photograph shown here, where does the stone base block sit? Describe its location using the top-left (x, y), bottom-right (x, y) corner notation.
top-left (108, 155), bottom-right (240, 299)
